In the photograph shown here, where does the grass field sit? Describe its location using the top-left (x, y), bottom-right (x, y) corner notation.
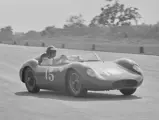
top-left (0, 44), bottom-right (159, 120)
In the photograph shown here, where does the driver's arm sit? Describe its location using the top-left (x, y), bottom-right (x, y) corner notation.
top-left (53, 55), bottom-right (68, 64)
top-left (38, 53), bottom-right (47, 65)
top-left (54, 55), bottom-right (62, 62)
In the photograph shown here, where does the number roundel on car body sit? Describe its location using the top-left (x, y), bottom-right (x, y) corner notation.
top-left (48, 74), bottom-right (54, 81)
top-left (45, 67), bottom-right (55, 81)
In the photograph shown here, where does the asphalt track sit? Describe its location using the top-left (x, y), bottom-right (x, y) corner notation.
top-left (0, 44), bottom-right (159, 120)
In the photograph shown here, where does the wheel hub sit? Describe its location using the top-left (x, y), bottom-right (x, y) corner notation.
top-left (69, 73), bottom-right (81, 95)
top-left (26, 71), bottom-right (35, 89)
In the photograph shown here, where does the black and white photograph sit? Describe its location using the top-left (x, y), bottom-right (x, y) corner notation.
top-left (0, 0), bottom-right (158, 120)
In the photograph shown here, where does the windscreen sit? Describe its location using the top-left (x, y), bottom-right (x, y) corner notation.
top-left (67, 52), bottom-right (101, 62)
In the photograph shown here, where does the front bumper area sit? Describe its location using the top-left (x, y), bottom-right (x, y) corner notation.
top-left (112, 78), bottom-right (143, 89)
top-left (83, 75), bottom-right (143, 91)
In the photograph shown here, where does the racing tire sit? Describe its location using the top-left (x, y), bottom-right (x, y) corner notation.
top-left (120, 88), bottom-right (137, 96)
top-left (24, 67), bottom-right (40, 93)
top-left (66, 69), bottom-right (87, 97)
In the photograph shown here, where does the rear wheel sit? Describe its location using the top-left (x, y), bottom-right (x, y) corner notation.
top-left (66, 69), bottom-right (87, 97)
top-left (24, 67), bottom-right (40, 93)
top-left (120, 88), bottom-right (137, 96)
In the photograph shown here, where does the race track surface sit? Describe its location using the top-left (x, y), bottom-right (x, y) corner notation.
top-left (0, 44), bottom-right (159, 120)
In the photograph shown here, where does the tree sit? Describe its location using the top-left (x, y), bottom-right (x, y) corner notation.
top-left (25, 30), bottom-right (37, 37)
top-left (40, 25), bottom-right (55, 37)
top-left (0, 26), bottom-right (13, 40)
top-left (89, 0), bottom-right (141, 27)
top-left (0, 26), bottom-right (13, 34)
top-left (23, 30), bottom-right (41, 40)
top-left (40, 30), bottom-right (47, 37)
top-left (63, 14), bottom-right (87, 28)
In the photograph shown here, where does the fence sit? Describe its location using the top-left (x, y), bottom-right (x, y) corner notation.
top-left (1, 40), bottom-right (159, 56)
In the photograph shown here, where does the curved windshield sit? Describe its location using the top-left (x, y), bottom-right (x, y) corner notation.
top-left (67, 52), bottom-right (101, 62)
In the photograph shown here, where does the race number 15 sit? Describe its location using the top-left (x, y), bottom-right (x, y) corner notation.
top-left (45, 68), bottom-right (55, 81)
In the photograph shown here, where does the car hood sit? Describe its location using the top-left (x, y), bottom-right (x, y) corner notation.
top-left (83, 61), bottom-right (141, 81)
top-left (84, 61), bottom-right (115, 69)
top-left (83, 61), bottom-right (121, 72)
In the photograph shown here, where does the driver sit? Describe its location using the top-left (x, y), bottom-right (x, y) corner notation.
top-left (38, 46), bottom-right (70, 65)
top-left (38, 45), bottom-right (57, 65)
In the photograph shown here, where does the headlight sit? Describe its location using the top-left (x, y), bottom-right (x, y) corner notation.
top-left (133, 65), bottom-right (142, 73)
top-left (87, 68), bottom-right (96, 77)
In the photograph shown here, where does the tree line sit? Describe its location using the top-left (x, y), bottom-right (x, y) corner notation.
top-left (0, 0), bottom-right (159, 40)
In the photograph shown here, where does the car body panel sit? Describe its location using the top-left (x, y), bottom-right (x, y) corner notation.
top-left (19, 54), bottom-right (143, 92)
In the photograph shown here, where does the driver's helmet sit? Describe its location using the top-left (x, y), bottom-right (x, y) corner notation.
top-left (46, 45), bottom-right (57, 54)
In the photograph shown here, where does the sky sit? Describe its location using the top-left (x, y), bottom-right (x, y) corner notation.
top-left (0, 0), bottom-right (158, 32)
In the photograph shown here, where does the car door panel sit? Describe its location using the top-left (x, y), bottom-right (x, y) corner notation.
top-left (34, 65), bottom-right (61, 89)
top-left (35, 65), bottom-right (48, 87)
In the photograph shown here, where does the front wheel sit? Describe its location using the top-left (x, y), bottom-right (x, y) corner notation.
top-left (120, 88), bottom-right (137, 96)
top-left (24, 67), bottom-right (40, 93)
top-left (66, 70), bottom-right (87, 97)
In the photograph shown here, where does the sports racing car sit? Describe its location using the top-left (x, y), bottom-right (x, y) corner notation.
top-left (19, 52), bottom-right (143, 97)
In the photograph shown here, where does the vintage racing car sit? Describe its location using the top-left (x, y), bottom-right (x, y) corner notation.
top-left (19, 52), bottom-right (143, 97)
